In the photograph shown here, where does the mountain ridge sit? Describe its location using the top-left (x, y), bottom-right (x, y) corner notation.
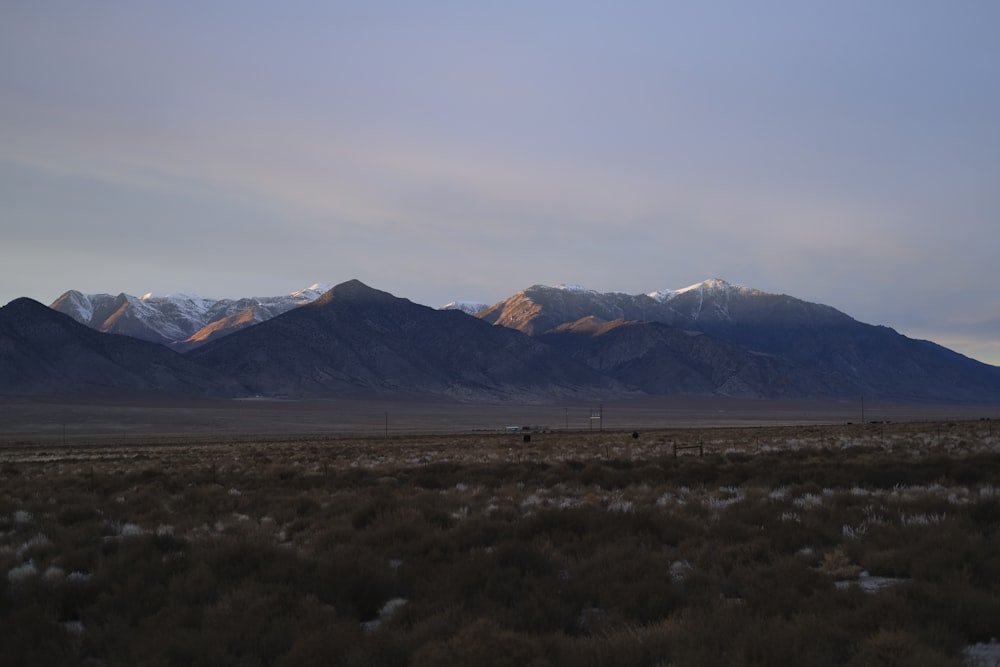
top-left (50, 283), bottom-right (332, 351)
top-left (187, 280), bottom-right (622, 401)
top-left (478, 280), bottom-right (1000, 402)
top-left (3, 277), bottom-right (996, 403)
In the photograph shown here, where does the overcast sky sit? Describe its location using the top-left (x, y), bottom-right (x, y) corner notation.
top-left (2, 2), bottom-right (999, 364)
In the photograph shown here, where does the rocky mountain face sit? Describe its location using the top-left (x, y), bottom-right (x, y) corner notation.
top-left (480, 280), bottom-right (1000, 402)
top-left (188, 280), bottom-right (622, 400)
top-left (0, 298), bottom-right (245, 396)
top-left (477, 280), bottom-right (852, 337)
top-left (50, 284), bottom-right (331, 351)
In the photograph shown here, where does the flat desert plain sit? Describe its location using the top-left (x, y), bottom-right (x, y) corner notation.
top-left (1, 393), bottom-right (997, 445)
top-left (3, 395), bottom-right (1000, 666)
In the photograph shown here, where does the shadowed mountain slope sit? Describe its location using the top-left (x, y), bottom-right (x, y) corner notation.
top-left (0, 298), bottom-right (246, 396)
top-left (189, 280), bottom-right (623, 400)
top-left (539, 317), bottom-right (835, 398)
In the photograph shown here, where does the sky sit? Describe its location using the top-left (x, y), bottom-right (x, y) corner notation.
top-left (2, 2), bottom-right (999, 365)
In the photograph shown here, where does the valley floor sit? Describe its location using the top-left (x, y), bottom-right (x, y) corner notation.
top-left (2, 413), bottom-right (1000, 665)
top-left (1, 393), bottom-right (997, 446)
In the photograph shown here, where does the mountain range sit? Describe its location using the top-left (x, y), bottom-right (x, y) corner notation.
top-left (484, 281), bottom-right (1000, 403)
top-left (50, 284), bottom-right (331, 351)
top-left (2, 278), bottom-right (999, 403)
top-left (187, 280), bottom-right (618, 401)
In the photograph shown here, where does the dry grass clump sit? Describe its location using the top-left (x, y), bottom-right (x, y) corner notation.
top-left (2, 419), bottom-right (999, 665)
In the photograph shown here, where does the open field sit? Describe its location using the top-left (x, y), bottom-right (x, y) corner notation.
top-left (3, 398), bottom-right (1000, 665)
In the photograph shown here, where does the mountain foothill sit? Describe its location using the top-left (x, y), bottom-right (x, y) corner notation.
top-left (2, 278), bottom-right (999, 404)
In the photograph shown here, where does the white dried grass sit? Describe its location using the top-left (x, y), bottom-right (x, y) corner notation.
top-left (7, 560), bottom-right (37, 583)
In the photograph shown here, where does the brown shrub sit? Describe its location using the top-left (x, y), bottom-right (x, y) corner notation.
top-left (412, 618), bottom-right (550, 667)
top-left (846, 629), bottom-right (960, 667)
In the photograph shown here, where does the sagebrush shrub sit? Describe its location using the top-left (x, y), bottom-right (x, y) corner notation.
top-left (3, 421), bottom-right (999, 665)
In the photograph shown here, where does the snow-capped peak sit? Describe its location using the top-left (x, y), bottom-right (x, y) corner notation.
top-left (56, 290), bottom-right (95, 322)
top-left (290, 283), bottom-right (333, 301)
top-left (673, 278), bottom-right (735, 296)
top-left (647, 278), bottom-right (743, 302)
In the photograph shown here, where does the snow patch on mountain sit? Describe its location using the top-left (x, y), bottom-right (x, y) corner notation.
top-left (478, 278), bottom-right (751, 307)
top-left (647, 278), bottom-right (748, 303)
top-left (440, 301), bottom-right (491, 316)
top-left (554, 283), bottom-right (598, 294)
top-left (55, 290), bottom-right (95, 322)
top-left (290, 283), bottom-right (334, 301)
